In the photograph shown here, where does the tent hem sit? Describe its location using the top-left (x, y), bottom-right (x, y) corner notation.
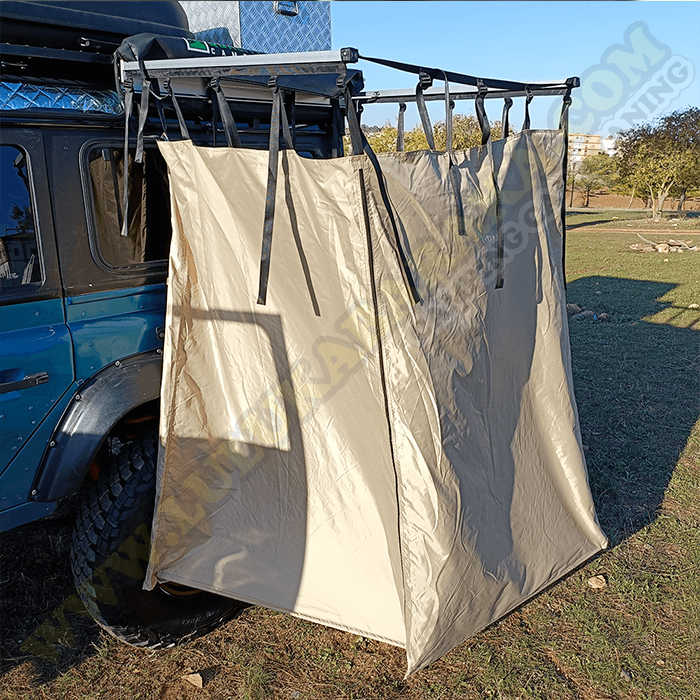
top-left (152, 569), bottom-right (407, 648)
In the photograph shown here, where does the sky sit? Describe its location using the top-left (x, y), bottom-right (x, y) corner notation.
top-left (331, 1), bottom-right (700, 136)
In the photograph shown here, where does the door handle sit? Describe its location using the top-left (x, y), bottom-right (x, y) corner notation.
top-left (0, 371), bottom-right (50, 394)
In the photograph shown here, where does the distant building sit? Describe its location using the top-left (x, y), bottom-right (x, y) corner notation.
top-left (568, 133), bottom-right (602, 163)
top-left (601, 135), bottom-right (616, 156)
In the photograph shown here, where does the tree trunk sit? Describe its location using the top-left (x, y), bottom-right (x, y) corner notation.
top-left (627, 185), bottom-right (636, 209)
top-left (649, 186), bottom-right (659, 221)
top-left (569, 176), bottom-right (576, 207)
top-left (678, 187), bottom-right (687, 211)
top-left (656, 193), bottom-right (668, 221)
top-left (585, 187), bottom-right (591, 207)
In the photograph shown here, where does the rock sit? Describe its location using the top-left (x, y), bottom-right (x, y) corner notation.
top-left (670, 247), bottom-right (680, 253)
top-left (620, 669), bottom-right (632, 682)
top-left (587, 574), bottom-right (607, 590)
top-left (663, 258), bottom-right (669, 262)
top-left (182, 673), bottom-right (203, 689)
top-left (582, 310), bottom-right (595, 318)
top-left (689, 303), bottom-right (699, 309)
top-left (642, 244), bottom-right (655, 252)
top-left (658, 244), bottom-right (670, 253)
top-left (566, 303), bottom-right (582, 314)
top-left (598, 313), bottom-right (610, 321)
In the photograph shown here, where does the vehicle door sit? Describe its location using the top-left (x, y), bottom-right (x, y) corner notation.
top-left (0, 128), bottom-right (74, 487)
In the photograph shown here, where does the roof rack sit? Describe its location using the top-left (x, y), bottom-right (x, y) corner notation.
top-left (355, 80), bottom-right (578, 106)
top-left (118, 47), bottom-right (362, 105)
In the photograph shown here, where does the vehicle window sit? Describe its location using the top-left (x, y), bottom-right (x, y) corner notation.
top-left (87, 146), bottom-right (171, 269)
top-left (0, 145), bottom-right (42, 294)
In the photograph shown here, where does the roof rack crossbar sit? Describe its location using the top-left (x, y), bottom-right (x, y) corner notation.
top-left (356, 84), bottom-right (575, 105)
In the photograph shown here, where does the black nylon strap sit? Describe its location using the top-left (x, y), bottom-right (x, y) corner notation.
top-left (257, 89), bottom-right (282, 305)
top-left (346, 91), bottom-right (420, 304)
top-left (345, 87), bottom-right (363, 155)
top-left (416, 72), bottom-right (436, 150)
top-left (331, 98), bottom-right (342, 157)
top-left (288, 92), bottom-right (296, 148)
top-left (279, 90), bottom-right (293, 150)
top-left (522, 86), bottom-right (534, 131)
top-left (120, 80), bottom-right (134, 238)
top-left (397, 102), bottom-right (406, 152)
top-left (448, 162), bottom-right (466, 238)
top-left (166, 79), bottom-right (190, 140)
top-left (211, 83), bottom-right (219, 147)
top-left (475, 79), bottom-right (490, 145)
top-left (559, 86), bottom-right (572, 130)
top-left (501, 96), bottom-right (513, 139)
top-left (211, 78), bottom-right (242, 148)
top-left (443, 74), bottom-right (453, 152)
top-left (559, 87), bottom-right (572, 289)
top-left (494, 175), bottom-right (504, 289)
top-left (441, 73), bottom-right (465, 236)
top-left (360, 54), bottom-right (567, 92)
top-left (135, 77), bottom-right (150, 163)
top-left (146, 78), bottom-right (168, 140)
top-left (107, 149), bottom-right (123, 231)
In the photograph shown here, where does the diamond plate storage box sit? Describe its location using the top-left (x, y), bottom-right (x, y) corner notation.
top-left (179, 1), bottom-right (331, 53)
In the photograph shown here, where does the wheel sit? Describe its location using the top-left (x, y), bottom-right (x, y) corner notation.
top-left (70, 428), bottom-right (244, 648)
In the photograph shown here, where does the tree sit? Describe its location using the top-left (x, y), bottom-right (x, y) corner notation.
top-left (616, 107), bottom-right (700, 221)
top-left (576, 153), bottom-right (618, 207)
top-left (10, 204), bottom-right (34, 236)
top-left (364, 114), bottom-right (507, 154)
top-left (566, 161), bottom-right (579, 207)
top-left (662, 107), bottom-right (700, 211)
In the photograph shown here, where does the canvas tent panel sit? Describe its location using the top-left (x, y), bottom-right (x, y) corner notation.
top-left (362, 132), bottom-right (606, 670)
top-left (146, 142), bottom-right (407, 646)
top-left (147, 131), bottom-right (606, 674)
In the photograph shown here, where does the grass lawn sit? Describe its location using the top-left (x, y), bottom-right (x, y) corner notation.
top-left (566, 208), bottom-right (700, 233)
top-left (1, 227), bottom-right (698, 700)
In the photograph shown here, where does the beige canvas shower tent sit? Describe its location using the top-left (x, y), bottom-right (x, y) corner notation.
top-left (117, 46), bottom-right (608, 674)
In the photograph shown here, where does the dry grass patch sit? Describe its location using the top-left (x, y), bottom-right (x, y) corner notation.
top-left (1, 225), bottom-right (699, 699)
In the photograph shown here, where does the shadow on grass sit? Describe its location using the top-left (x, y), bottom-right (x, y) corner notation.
top-left (566, 276), bottom-right (700, 546)
top-left (566, 218), bottom-right (620, 230)
top-left (0, 516), bottom-right (102, 685)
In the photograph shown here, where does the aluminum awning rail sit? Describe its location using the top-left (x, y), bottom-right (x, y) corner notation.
top-left (120, 47), bottom-right (359, 86)
top-left (355, 80), bottom-right (579, 105)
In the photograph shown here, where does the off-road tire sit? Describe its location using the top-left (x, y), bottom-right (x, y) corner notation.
top-left (70, 429), bottom-right (243, 648)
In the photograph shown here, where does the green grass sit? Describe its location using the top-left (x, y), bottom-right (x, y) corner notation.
top-left (1, 227), bottom-right (698, 699)
top-left (566, 208), bottom-right (700, 232)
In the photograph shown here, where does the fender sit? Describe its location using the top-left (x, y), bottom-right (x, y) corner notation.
top-left (32, 350), bottom-right (163, 502)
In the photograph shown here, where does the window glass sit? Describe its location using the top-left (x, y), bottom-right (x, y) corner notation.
top-left (0, 145), bottom-right (41, 293)
top-left (87, 147), bottom-right (171, 268)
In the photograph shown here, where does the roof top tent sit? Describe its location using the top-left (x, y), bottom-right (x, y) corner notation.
top-left (0, 1), bottom-right (192, 85)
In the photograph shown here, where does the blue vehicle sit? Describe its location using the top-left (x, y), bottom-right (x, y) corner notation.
top-left (1, 0), bottom-right (344, 647)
